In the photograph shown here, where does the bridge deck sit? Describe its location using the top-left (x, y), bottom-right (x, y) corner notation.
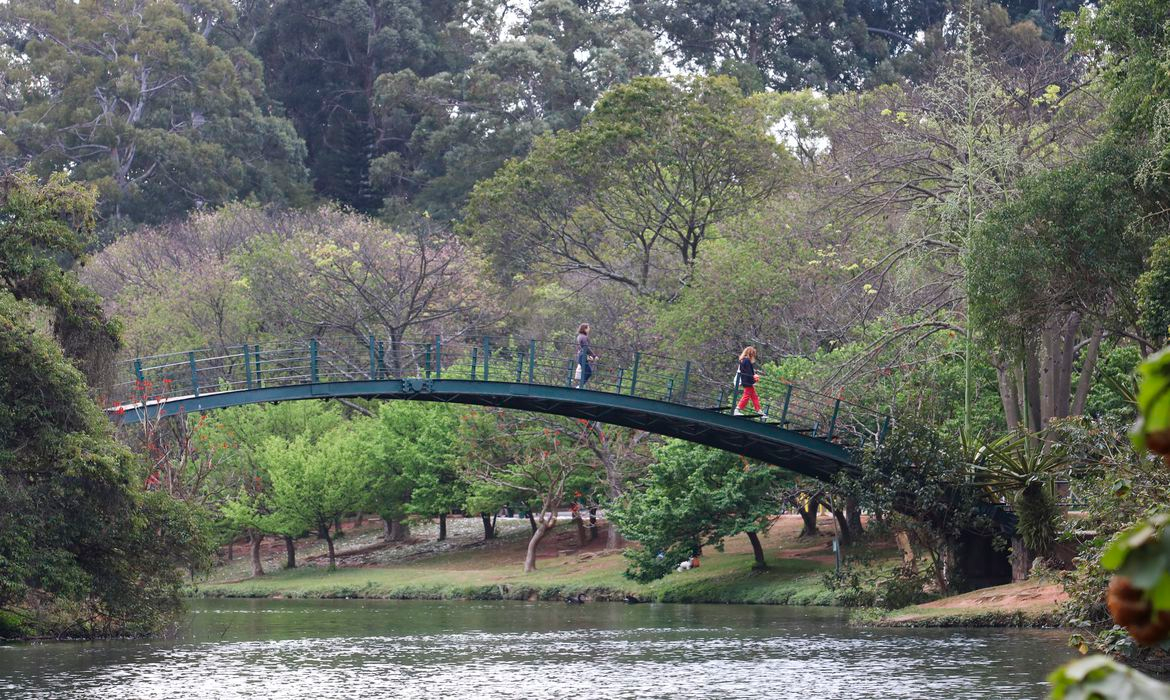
top-left (105, 335), bottom-right (890, 479)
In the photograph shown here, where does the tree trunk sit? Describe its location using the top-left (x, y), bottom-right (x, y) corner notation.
top-left (938, 539), bottom-right (959, 593)
top-left (227, 539), bottom-right (234, 561)
top-left (573, 512), bottom-right (587, 546)
top-left (354, 511), bottom-right (365, 527)
top-left (1023, 339), bottom-right (1043, 432)
top-left (1055, 312), bottom-right (1081, 418)
top-left (1010, 536), bottom-right (1033, 582)
top-left (480, 512), bottom-right (496, 540)
top-left (284, 534), bottom-right (296, 569)
top-left (747, 531), bottom-right (767, 570)
top-left (996, 362), bottom-right (1022, 431)
top-left (895, 530), bottom-right (915, 568)
top-left (798, 494), bottom-right (820, 537)
top-left (438, 513), bottom-right (447, 541)
top-left (382, 517), bottom-right (409, 542)
top-left (1071, 325), bottom-right (1104, 416)
top-left (334, 515), bottom-right (344, 538)
top-left (831, 505), bottom-right (852, 546)
top-left (588, 507), bottom-right (598, 541)
top-left (249, 530), bottom-right (264, 577)
top-left (524, 517), bottom-right (555, 573)
top-left (323, 525), bottom-right (336, 568)
top-left (606, 522), bottom-right (625, 550)
top-left (526, 509), bottom-right (538, 533)
top-left (846, 497), bottom-right (863, 537)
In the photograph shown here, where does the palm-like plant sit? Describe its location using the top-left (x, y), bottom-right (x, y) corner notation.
top-left (965, 429), bottom-right (1072, 556)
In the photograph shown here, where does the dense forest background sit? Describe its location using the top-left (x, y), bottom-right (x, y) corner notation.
top-left (4, 0), bottom-right (1170, 677)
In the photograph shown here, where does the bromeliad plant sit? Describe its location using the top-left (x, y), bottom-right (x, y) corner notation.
top-left (964, 428), bottom-right (1072, 558)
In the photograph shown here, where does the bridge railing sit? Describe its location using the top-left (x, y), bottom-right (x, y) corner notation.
top-left (107, 334), bottom-right (890, 447)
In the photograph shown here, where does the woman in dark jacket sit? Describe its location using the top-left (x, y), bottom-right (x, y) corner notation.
top-left (734, 346), bottom-right (762, 415)
top-left (576, 323), bottom-right (598, 388)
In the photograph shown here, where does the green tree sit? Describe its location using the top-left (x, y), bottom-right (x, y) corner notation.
top-left (636, 0), bottom-right (948, 92)
top-left (259, 425), bottom-right (371, 568)
top-left (845, 423), bottom-right (994, 593)
top-left (0, 0), bottom-right (309, 225)
top-left (248, 0), bottom-right (460, 212)
top-left (378, 402), bottom-right (464, 541)
top-left (210, 401), bottom-right (345, 574)
top-left (1136, 236), bottom-right (1170, 348)
top-left (1, 172), bottom-right (209, 637)
top-left (465, 75), bottom-right (793, 298)
top-left (457, 411), bottom-right (592, 572)
top-left (969, 143), bottom-right (1155, 431)
top-left (374, 0), bottom-right (659, 220)
top-left (611, 441), bottom-right (782, 582)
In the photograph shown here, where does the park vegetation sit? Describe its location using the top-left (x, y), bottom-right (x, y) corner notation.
top-left (1, 2), bottom-right (1169, 689)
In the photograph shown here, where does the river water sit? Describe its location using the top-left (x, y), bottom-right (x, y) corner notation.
top-left (0, 599), bottom-right (1074, 699)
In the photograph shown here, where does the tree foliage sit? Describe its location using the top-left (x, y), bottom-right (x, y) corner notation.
top-left (0, 0), bottom-right (309, 225)
top-left (465, 75), bottom-right (793, 297)
top-left (611, 441), bottom-right (782, 582)
top-left (1, 172), bottom-right (209, 637)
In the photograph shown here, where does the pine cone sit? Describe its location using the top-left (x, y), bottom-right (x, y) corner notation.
top-left (1107, 576), bottom-right (1170, 646)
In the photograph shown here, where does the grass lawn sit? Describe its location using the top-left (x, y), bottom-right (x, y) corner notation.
top-left (194, 514), bottom-right (846, 606)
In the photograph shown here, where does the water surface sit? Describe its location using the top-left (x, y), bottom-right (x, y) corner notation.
top-left (0, 599), bottom-right (1075, 699)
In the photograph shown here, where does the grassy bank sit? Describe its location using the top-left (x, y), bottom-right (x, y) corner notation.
top-left (194, 514), bottom-right (844, 605)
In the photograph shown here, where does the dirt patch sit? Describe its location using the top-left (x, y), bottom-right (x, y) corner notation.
top-left (882, 580), bottom-right (1068, 626)
top-left (912, 581), bottom-right (1067, 612)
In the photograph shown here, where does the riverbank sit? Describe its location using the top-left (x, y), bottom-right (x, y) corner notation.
top-left (866, 580), bottom-right (1069, 627)
top-left (195, 514), bottom-right (850, 604)
top-left (195, 515), bottom-right (1071, 630)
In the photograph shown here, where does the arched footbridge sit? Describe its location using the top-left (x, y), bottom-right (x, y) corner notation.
top-left (104, 335), bottom-right (891, 481)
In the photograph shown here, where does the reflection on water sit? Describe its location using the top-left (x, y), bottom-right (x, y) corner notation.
top-left (0, 599), bottom-right (1074, 699)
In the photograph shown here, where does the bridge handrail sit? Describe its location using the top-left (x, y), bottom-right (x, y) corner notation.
top-left (105, 334), bottom-right (892, 446)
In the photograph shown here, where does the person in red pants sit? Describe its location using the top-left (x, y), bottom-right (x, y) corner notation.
top-left (734, 346), bottom-right (762, 416)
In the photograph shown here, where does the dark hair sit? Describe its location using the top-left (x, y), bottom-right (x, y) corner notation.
top-left (578, 323), bottom-right (590, 335)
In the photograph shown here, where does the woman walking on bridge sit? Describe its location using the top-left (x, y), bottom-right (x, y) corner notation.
top-left (576, 323), bottom-right (598, 388)
top-left (734, 346), bottom-right (762, 416)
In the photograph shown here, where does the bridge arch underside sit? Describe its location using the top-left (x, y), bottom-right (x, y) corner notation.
top-left (111, 379), bottom-right (857, 482)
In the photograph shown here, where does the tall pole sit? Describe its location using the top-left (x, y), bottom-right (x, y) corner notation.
top-left (963, 0), bottom-right (976, 437)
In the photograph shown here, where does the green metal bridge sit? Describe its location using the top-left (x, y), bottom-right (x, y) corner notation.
top-left (105, 335), bottom-right (890, 481)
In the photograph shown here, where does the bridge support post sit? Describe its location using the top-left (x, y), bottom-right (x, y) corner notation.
top-left (827, 398), bottom-right (841, 439)
top-left (243, 345), bottom-right (253, 389)
top-left (133, 358), bottom-right (144, 383)
top-left (780, 384), bottom-right (793, 426)
top-left (368, 336), bottom-right (377, 380)
top-left (483, 337), bottom-right (491, 381)
top-left (616, 367), bottom-right (624, 393)
top-left (471, 347), bottom-right (478, 380)
top-left (188, 351), bottom-right (200, 398)
top-left (528, 340), bottom-right (536, 383)
top-left (515, 349), bottom-right (524, 382)
top-left (679, 361), bottom-right (691, 403)
top-left (254, 345), bottom-right (262, 388)
top-left (434, 335), bottom-right (442, 380)
top-left (666, 378), bottom-right (674, 401)
top-left (630, 352), bottom-right (640, 396)
top-left (309, 339), bottom-right (319, 383)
